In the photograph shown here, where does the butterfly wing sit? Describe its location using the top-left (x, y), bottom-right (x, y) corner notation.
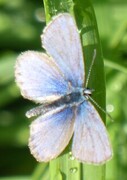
top-left (29, 106), bottom-right (75, 162)
top-left (15, 51), bottom-right (70, 103)
top-left (41, 13), bottom-right (85, 87)
top-left (72, 101), bottom-right (112, 164)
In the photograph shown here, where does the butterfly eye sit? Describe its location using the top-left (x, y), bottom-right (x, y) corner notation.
top-left (83, 88), bottom-right (94, 96)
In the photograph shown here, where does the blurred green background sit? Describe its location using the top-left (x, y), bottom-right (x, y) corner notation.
top-left (0, 0), bottom-right (127, 179)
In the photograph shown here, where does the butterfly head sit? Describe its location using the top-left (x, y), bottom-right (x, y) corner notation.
top-left (83, 88), bottom-right (94, 98)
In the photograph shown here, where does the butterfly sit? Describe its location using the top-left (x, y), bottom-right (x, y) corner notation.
top-left (15, 13), bottom-right (112, 164)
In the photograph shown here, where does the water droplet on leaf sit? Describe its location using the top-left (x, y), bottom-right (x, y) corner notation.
top-left (70, 167), bottom-right (78, 173)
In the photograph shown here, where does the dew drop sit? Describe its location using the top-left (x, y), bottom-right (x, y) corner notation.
top-left (68, 152), bottom-right (75, 160)
top-left (106, 104), bottom-right (114, 112)
top-left (35, 8), bottom-right (45, 22)
top-left (70, 167), bottom-right (78, 174)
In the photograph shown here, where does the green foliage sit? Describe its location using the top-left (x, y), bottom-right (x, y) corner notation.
top-left (0, 0), bottom-right (127, 179)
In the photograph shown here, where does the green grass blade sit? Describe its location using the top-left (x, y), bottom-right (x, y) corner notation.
top-left (43, 0), bottom-right (106, 179)
top-left (74, 0), bottom-right (106, 179)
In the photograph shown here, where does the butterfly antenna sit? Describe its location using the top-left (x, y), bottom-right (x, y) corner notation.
top-left (88, 95), bottom-right (114, 122)
top-left (85, 49), bottom-right (97, 88)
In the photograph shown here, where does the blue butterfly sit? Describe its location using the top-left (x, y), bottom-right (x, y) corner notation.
top-left (15, 13), bottom-right (112, 164)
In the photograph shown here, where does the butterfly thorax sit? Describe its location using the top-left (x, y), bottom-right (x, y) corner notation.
top-left (53, 89), bottom-right (85, 107)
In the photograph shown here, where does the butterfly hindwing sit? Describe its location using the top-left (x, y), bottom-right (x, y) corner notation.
top-left (29, 106), bottom-right (75, 162)
top-left (72, 101), bottom-right (112, 164)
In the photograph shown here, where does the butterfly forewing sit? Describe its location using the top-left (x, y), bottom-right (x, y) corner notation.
top-left (72, 101), bottom-right (112, 164)
top-left (15, 51), bottom-right (70, 103)
top-left (42, 13), bottom-right (85, 87)
top-left (29, 106), bottom-right (75, 162)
